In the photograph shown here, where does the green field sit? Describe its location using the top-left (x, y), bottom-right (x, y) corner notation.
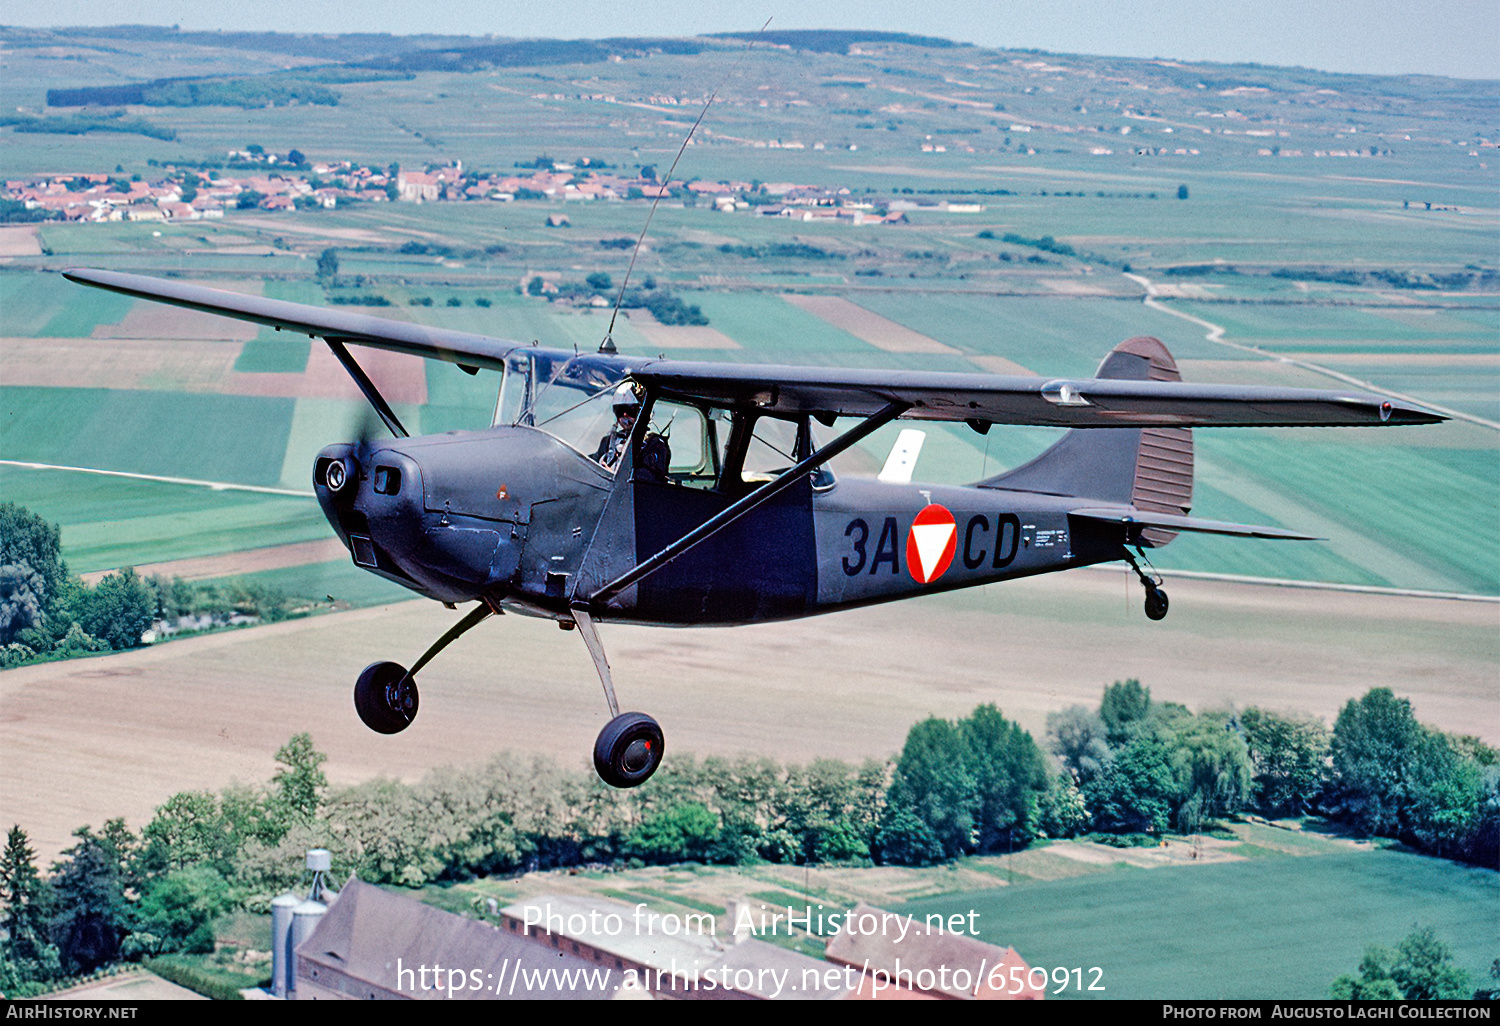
top-left (1170, 431), bottom-right (1500, 593)
top-left (0, 386), bottom-right (295, 486)
top-left (856, 292), bottom-right (1228, 373)
top-left (0, 271), bottom-right (136, 337)
top-left (233, 336), bottom-right (311, 372)
top-left (902, 848), bottom-right (1498, 1000)
top-left (231, 558), bottom-right (415, 607)
top-left (0, 466), bottom-right (325, 573)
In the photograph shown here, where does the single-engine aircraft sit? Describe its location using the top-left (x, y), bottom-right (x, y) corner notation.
top-left (64, 267), bottom-right (1444, 787)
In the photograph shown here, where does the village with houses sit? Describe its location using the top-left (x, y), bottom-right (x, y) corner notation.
top-left (4, 148), bottom-right (938, 227)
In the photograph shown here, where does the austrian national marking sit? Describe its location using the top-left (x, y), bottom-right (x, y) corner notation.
top-left (906, 503), bottom-right (957, 585)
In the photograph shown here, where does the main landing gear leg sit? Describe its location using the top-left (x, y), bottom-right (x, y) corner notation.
top-left (353, 601), bottom-right (495, 734)
top-left (1123, 548), bottom-right (1169, 621)
top-left (572, 607), bottom-right (664, 789)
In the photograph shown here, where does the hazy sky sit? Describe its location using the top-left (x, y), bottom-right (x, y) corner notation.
top-left (9, 0), bottom-right (1499, 80)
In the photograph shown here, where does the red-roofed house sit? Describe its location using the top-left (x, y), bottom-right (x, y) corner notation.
top-left (397, 171), bottom-right (440, 203)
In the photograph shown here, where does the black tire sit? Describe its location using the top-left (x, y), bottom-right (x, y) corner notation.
top-left (593, 712), bottom-right (664, 788)
top-left (353, 661), bottom-right (419, 734)
top-left (1144, 587), bottom-right (1169, 621)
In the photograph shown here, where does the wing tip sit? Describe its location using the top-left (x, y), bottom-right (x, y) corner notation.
top-left (1372, 397), bottom-right (1447, 426)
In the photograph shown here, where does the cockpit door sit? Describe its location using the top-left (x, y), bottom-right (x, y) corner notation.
top-left (626, 404), bottom-right (817, 625)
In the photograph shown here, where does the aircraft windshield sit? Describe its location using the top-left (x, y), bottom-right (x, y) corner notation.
top-left (494, 354), bottom-right (828, 490)
top-left (496, 350), bottom-right (626, 456)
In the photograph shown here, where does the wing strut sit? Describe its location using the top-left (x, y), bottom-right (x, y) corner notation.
top-left (325, 336), bottom-right (409, 439)
top-left (587, 400), bottom-right (911, 607)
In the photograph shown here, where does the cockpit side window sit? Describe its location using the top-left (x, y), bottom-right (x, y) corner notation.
top-left (641, 400), bottom-right (719, 488)
top-left (734, 412), bottom-right (835, 492)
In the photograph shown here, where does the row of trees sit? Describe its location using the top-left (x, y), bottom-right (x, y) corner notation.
top-left (1044, 681), bottom-right (1498, 866)
top-left (48, 74), bottom-right (339, 109)
top-left (525, 272), bottom-right (709, 326)
top-left (1331, 927), bottom-right (1486, 1000)
top-left (1, 503), bottom-right (300, 668)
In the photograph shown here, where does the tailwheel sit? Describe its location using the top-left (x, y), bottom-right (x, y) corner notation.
top-left (354, 661), bottom-right (419, 734)
top-left (1144, 585), bottom-right (1169, 621)
top-left (1123, 546), bottom-right (1170, 622)
top-left (593, 712), bottom-right (664, 788)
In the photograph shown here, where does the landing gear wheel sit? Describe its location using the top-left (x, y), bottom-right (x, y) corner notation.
top-left (593, 712), bottom-right (664, 788)
top-left (354, 661), bottom-right (419, 734)
top-left (1144, 586), bottom-right (1169, 621)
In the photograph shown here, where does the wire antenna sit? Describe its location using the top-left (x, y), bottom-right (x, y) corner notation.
top-left (600, 18), bottom-right (772, 353)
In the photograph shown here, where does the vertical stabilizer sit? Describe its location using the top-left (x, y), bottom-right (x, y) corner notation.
top-left (978, 336), bottom-right (1194, 546)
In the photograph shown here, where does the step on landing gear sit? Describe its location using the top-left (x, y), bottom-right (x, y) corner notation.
top-left (1123, 548), bottom-right (1169, 621)
top-left (573, 606), bottom-right (664, 788)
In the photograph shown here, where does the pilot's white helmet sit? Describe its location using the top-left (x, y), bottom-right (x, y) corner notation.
top-left (613, 382), bottom-right (641, 416)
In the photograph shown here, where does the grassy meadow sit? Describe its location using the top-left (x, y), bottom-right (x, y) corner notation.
top-left (903, 844), bottom-right (1498, 1000)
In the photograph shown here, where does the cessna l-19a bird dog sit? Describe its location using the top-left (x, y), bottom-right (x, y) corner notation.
top-left (65, 268), bottom-right (1444, 787)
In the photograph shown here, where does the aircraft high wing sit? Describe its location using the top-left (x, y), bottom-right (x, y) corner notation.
top-left (63, 268), bottom-right (1443, 431)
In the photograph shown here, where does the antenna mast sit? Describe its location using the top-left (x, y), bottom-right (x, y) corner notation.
top-left (599, 19), bottom-right (772, 354)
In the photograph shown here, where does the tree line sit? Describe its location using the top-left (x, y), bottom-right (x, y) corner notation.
top-left (1046, 680), bottom-right (1497, 866)
top-left (0, 735), bottom-right (330, 995)
top-left (1, 503), bottom-right (300, 668)
top-left (526, 272), bottom-right (708, 326)
top-left (1331, 926), bottom-right (1489, 1000)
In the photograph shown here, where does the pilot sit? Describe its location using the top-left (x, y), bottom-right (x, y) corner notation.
top-left (593, 383), bottom-right (640, 469)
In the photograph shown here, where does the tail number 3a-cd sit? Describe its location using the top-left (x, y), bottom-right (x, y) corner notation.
top-left (844, 509), bottom-right (1019, 580)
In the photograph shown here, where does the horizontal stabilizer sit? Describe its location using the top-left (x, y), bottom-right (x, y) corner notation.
top-left (1069, 507), bottom-right (1319, 541)
top-left (878, 429), bottom-right (926, 483)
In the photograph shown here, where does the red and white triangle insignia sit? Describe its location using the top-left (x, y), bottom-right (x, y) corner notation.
top-left (906, 504), bottom-right (957, 584)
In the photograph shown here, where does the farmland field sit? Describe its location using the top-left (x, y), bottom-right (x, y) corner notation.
top-left (902, 847), bottom-right (1498, 1000)
top-left (0, 26), bottom-right (1493, 755)
top-left (0, 386), bottom-right (295, 484)
top-left (0, 466), bottom-right (325, 573)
